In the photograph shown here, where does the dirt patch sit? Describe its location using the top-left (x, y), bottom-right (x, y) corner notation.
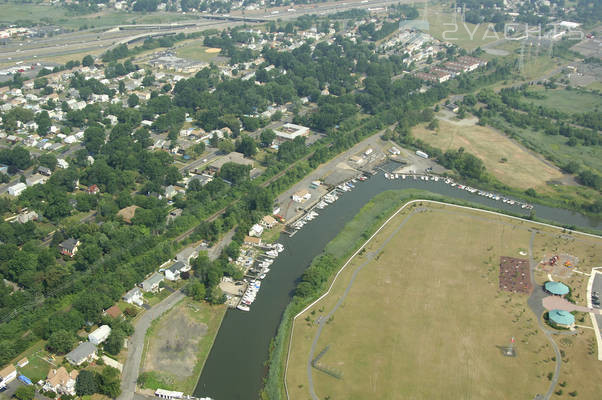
top-left (144, 305), bottom-right (208, 378)
top-left (205, 48), bottom-right (221, 53)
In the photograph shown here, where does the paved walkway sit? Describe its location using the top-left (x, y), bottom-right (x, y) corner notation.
top-left (542, 296), bottom-right (601, 314)
top-left (118, 290), bottom-right (185, 400)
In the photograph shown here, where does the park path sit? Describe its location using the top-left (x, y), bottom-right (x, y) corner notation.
top-left (118, 290), bottom-right (186, 400)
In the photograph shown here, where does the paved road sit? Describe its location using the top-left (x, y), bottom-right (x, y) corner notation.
top-left (118, 290), bottom-right (185, 400)
top-left (526, 231), bottom-right (562, 400)
top-left (591, 272), bottom-right (602, 354)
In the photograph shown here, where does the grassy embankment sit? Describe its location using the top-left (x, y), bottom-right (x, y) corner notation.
top-left (286, 202), bottom-right (602, 399)
top-left (139, 299), bottom-right (226, 394)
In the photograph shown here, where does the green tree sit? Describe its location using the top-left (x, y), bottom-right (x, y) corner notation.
top-left (217, 139), bottom-right (235, 154)
top-left (235, 135), bottom-right (257, 157)
top-left (260, 129), bottom-right (276, 147)
top-left (47, 329), bottom-right (76, 354)
top-left (14, 385), bottom-right (35, 400)
top-left (75, 370), bottom-right (98, 396)
top-left (98, 366), bottom-right (121, 398)
top-left (38, 153), bottom-right (58, 171)
top-left (187, 281), bottom-right (206, 301)
top-left (82, 55), bottom-right (94, 67)
top-left (128, 94), bottom-right (140, 108)
top-left (104, 329), bottom-right (125, 355)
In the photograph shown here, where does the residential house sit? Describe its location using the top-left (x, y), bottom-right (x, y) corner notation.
top-left (261, 215), bottom-right (277, 229)
top-left (88, 325), bottom-right (111, 345)
top-left (123, 287), bottom-right (143, 306)
top-left (37, 166), bottom-right (52, 176)
top-left (244, 235), bottom-right (262, 247)
top-left (65, 342), bottom-right (97, 366)
top-left (164, 261), bottom-right (188, 281)
top-left (8, 182), bottom-right (27, 197)
top-left (175, 247), bottom-right (198, 265)
top-left (292, 189), bottom-right (311, 203)
top-left (16, 358), bottom-right (28, 368)
top-left (57, 158), bottom-right (69, 169)
top-left (43, 367), bottom-right (79, 396)
top-left (59, 238), bottom-right (80, 257)
top-left (0, 364), bottom-right (17, 388)
top-left (141, 272), bottom-right (164, 293)
top-left (87, 184), bottom-right (100, 194)
top-left (26, 173), bottom-right (47, 186)
top-left (15, 210), bottom-right (38, 224)
top-left (104, 305), bottom-right (122, 319)
top-left (249, 223), bottom-right (264, 237)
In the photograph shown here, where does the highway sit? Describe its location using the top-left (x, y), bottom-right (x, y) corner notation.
top-left (0, 0), bottom-right (418, 65)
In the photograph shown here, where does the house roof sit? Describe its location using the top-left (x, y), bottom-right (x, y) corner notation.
top-left (244, 235), bottom-right (261, 245)
top-left (47, 367), bottom-right (78, 388)
top-left (262, 215), bottom-right (277, 225)
top-left (89, 325), bottom-right (111, 341)
top-left (142, 272), bottom-right (163, 288)
top-left (0, 364), bottom-right (16, 379)
top-left (59, 238), bottom-right (79, 252)
top-left (105, 305), bottom-right (122, 319)
top-left (544, 281), bottom-right (569, 295)
top-left (548, 309), bottom-right (575, 326)
top-left (66, 342), bottom-right (96, 364)
top-left (168, 261), bottom-right (186, 273)
top-left (124, 287), bottom-right (141, 300)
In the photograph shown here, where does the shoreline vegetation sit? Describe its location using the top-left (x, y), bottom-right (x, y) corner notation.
top-left (260, 189), bottom-right (601, 399)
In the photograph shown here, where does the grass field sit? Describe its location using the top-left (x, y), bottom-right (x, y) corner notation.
top-left (175, 41), bottom-right (222, 63)
top-left (488, 115), bottom-right (602, 176)
top-left (412, 116), bottom-right (564, 190)
top-left (522, 87), bottom-right (602, 114)
top-left (141, 299), bottom-right (225, 394)
top-left (286, 202), bottom-right (602, 400)
top-left (422, 6), bottom-right (501, 50)
top-left (3, 341), bottom-right (63, 384)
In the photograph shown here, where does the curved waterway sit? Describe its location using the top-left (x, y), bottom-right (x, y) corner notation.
top-left (194, 168), bottom-right (601, 400)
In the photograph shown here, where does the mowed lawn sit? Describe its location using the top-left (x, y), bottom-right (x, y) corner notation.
top-left (413, 117), bottom-right (564, 190)
top-left (287, 204), bottom-right (556, 400)
top-left (175, 41), bottom-right (222, 63)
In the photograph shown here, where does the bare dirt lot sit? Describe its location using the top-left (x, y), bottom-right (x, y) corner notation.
top-left (144, 303), bottom-right (208, 378)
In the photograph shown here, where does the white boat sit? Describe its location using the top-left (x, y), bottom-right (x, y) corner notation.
top-left (237, 304), bottom-right (250, 311)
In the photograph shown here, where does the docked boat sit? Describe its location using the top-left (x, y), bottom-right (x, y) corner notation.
top-left (237, 304), bottom-right (250, 311)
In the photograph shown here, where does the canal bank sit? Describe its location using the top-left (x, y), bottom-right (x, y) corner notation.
top-left (194, 168), bottom-right (602, 400)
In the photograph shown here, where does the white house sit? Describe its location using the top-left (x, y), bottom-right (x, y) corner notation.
top-left (249, 223), bottom-right (264, 237)
top-left (292, 189), bottom-right (311, 203)
top-left (141, 272), bottom-right (164, 292)
top-left (8, 182), bottom-right (27, 197)
top-left (261, 215), bottom-right (277, 229)
top-left (123, 287), bottom-right (143, 306)
top-left (88, 325), bottom-right (111, 345)
top-left (0, 364), bottom-right (17, 388)
top-left (164, 261), bottom-right (188, 281)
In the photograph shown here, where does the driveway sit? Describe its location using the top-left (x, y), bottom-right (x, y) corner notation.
top-left (118, 290), bottom-right (185, 400)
